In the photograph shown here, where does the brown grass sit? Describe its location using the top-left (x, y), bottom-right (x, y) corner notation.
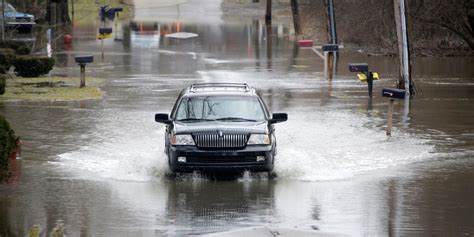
top-left (1, 76), bottom-right (104, 101)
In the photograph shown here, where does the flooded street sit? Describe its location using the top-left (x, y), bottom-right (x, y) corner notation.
top-left (1, 0), bottom-right (473, 236)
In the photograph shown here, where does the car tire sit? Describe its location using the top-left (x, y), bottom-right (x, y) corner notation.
top-left (268, 171), bottom-right (277, 179)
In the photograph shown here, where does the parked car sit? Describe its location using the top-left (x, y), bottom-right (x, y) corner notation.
top-left (0, 2), bottom-right (35, 32)
top-left (155, 83), bottom-right (288, 174)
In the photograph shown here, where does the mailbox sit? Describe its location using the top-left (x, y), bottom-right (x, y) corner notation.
top-left (348, 63), bottom-right (375, 97)
top-left (99, 27), bottom-right (113, 35)
top-left (322, 44), bottom-right (339, 52)
top-left (99, 5), bottom-right (109, 16)
top-left (382, 88), bottom-right (406, 99)
top-left (349, 63), bottom-right (369, 72)
top-left (75, 55), bottom-right (94, 65)
top-left (108, 7), bottom-right (123, 13)
top-left (298, 40), bottom-right (313, 48)
top-left (100, 5), bottom-right (123, 20)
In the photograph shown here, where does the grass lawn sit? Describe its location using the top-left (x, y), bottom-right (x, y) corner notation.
top-left (1, 76), bottom-right (104, 101)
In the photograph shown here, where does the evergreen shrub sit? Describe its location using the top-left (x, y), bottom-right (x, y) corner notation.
top-left (0, 41), bottom-right (30, 55)
top-left (13, 56), bottom-right (55, 77)
top-left (0, 48), bottom-right (15, 74)
top-left (0, 75), bottom-right (5, 95)
top-left (0, 115), bottom-right (17, 182)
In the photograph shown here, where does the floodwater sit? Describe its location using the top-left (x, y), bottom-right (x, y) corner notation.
top-left (1, 0), bottom-right (473, 236)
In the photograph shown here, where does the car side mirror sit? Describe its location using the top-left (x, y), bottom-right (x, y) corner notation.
top-left (155, 113), bottom-right (172, 124)
top-left (269, 113), bottom-right (288, 124)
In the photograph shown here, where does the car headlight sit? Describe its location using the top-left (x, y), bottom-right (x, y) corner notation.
top-left (247, 134), bottom-right (270, 145)
top-left (171, 134), bottom-right (195, 145)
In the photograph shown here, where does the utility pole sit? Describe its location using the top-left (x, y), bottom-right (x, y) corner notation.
top-left (265, 0), bottom-right (272, 69)
top-left (324, 0), bottom-right (338, 81)
top-left (394, 0), bottom-right (411, 127)
top-left (265, 0), bottom-right (271, 25)
top-left (327, 0), bottom-right (337, 45)
top-left (71, 0), bottom-right (74, 24)
top-left (290, 0), bottom-right (300, 35)
top-left (266, 22), bottom-right (272, 69)
top-left (253, 20), bottom-right (261, 68)
top-left (393, 0), bottom-right (411, 95)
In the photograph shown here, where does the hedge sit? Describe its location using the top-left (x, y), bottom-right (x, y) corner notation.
top-left (0, 75), bottom-right (5, 95)
top-left (0, 48), bottom-right (15, 74)
top-left (0, 41), bottom-right (30, 55)
top-left (13, 56), bottom-right (55, 77)
top-left (0, 115), bottom-right (17, 182)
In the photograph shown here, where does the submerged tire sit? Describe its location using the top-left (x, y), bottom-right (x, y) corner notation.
top-left (268, 171), bottom-right (278, 179)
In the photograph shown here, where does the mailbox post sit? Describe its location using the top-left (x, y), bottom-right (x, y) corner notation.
top-left (75, 55), bottom-right (94, 88)
top-left (99, 6), bottom-right (122, 41)
top-left (382, 88), bottom-right (405, 136)
top-left (99, 27), bottom-right (112, 60)
top-left (349, 63), bottom-right (376, 97)
top-left (322, 44), bottom-right (338, 81)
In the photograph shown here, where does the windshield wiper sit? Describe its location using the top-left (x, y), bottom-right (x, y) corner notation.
top-left (216, 117), bottom-right (257, 122)
top-left (176, 118), bottom-right (215, 122)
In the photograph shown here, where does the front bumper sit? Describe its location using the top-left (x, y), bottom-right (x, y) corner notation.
top-left (168, 145), bottom-right (274, 173)
top-left (6, 22), bottom-right (35, 30)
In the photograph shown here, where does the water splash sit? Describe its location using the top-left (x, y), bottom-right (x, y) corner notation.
top-left (274, 110), bottom-right (434, 181)
top-left (55, 108), bottom-right (434, 182)
top-left (54, 111), bottom-right (169, 182)
top-left (173, 171), bottom-right (210, 181)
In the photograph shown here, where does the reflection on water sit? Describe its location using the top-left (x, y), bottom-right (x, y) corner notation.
top-left (165, 180), bottom-right (276, 234)
top-left (0, 0), bottom-right (473, 236)
top-left (2, 162), bottom-right (473, 236)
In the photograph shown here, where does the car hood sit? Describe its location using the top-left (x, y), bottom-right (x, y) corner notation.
top-left (4, 12), bottom-right (34, 18)
top-left (174, 121), bottom-right (267, 134)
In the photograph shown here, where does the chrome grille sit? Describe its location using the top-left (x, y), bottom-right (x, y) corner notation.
top-left (16, 17), bottom-right (33, 23)
top-left (193, 133), bottom-right (248, 149)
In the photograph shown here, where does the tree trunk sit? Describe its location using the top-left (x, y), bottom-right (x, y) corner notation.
top-left (46, 0), bottom-right (71, 25)
top-left (265, 0), bottom-right (272, 25)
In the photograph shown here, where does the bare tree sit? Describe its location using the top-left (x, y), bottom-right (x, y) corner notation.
top-left (45, 0), bottom-right (71, 25)
top-left (410, 0), bottom-right (473, 50)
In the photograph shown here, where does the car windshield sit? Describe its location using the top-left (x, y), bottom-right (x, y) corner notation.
top-left (0, 3), bottom-right (16, 12)
top-left (175, 96), bottom-right (265, 122)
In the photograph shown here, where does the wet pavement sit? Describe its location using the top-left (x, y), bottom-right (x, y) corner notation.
top-left (1, 0), bottom-right (473, 236)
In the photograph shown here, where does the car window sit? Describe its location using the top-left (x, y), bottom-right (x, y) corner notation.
top-left (175, 96), bottom-right (265, 121)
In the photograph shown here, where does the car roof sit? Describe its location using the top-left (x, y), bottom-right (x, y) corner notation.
top-left (184, 83), bottom-right (258, 97)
